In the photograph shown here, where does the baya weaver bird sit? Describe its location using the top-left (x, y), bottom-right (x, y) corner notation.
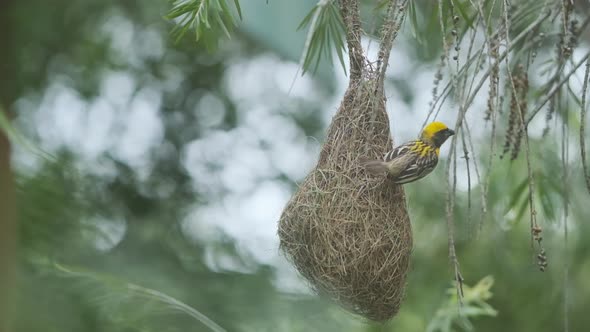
top-left (362, 121), bottom-right (455, 184)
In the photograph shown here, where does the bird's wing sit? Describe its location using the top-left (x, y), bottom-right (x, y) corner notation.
top-left (381, 141), bottom-right (440, 184)
top-left (392, 147), bottom-right (439, 184)
top-left (382, 141), bottom-right (420, 178)
top-left (383, 141), bottom-right (417, 161)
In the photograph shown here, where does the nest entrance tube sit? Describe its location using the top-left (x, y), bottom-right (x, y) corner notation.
top-left (278, 65), bottom-right (413, 320)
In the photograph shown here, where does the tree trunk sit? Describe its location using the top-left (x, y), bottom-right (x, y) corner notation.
top-left (0, 116), bottom-right (16, 332)
top-left (0, 0), bottom-right (17, 330)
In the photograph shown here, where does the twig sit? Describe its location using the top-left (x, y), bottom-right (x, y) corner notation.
top-left (526, 51), bottom-right (590, 125)
top-left (466, 0), bottom-right (502, 234)
top-left (561, 90), bottom-right (570, 332)
top-left (580, 59), bottom-right (590, 194)
top-left (339, 0), bottom-right (365, 80)
top-left (503, 0), bottom-right (550, 272)
top-left (445, 145), bottom-right (464, 301)
top-left (461, 123), bottom-right (473, 236)
top-left (377, 0), bottom-right (408, 84)
top-left (464, 121), bottom-right (483, 237)
top-left (439, 0), bottom-right (468, 304)
top-left (429, 10), bottom-right (550, 124)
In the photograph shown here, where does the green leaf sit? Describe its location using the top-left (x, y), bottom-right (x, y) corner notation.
top-left (408, 0), bottom-right (423, 44)
top-left (427, 276), bottom-right (497, 332)
top-left (297, 4), bottom-right (317, 30)
top-left (166, 0), bottom-right (242, 47)
top-left (506, 177), bottom-right (528, 214)
top-left (233, 0), bottom-right (242, 19)
top-left (330, 21), bottom-right (347, 74)
top-left (214, 10), bottom-right (231, 38)
top-left (298, 1), bottom-right (347, 75)
top-left (537, 176), bottom-right (557, 222)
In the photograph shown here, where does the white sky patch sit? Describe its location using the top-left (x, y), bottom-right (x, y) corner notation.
top-left (101, 71), bottom-right (136, 107)
top-left (224, 54), bottom-right (323, 109)
top-left (195, 92), bottom-right (226, 129)
top-left (183, 180), bottom-right (291, 266)
top-left (113, 87), bottom-right (164, 179)
top-left (81, 99), bottom-right (116, 160)
top-left (224, 56), bottom-right (277, 103)
top-left (273, 60), bottom-right (318, 100)
top-left (160, 64), bottom-right (184, 93)
top-left (100, 13), bottom-right (141, 66)
top-left (35, 83), bottom-right (87, 151)
top-left (136, 27), bottom-right (165, 60)
top-left (84, 215), bottom-right (127, 252)
top-left (219, 135), bottom-right (276, 194)
top-left (25, 71), bottom-right (166, 180)
top-left (270, 138), bottom-right (316, 180)
top-left (183, 130), bottom-right (232, 196)
top-left (204, 248), bottom-right (255, 274)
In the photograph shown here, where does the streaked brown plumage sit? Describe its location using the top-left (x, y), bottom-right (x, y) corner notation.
top-left (362, 122), bottom-right (454, 184)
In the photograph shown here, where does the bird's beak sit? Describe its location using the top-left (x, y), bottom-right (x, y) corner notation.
top-left (448, 129), bottom-right (455, 136)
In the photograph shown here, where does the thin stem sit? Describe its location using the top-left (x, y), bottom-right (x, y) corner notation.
top-left (431, 10), bottom-right (550, 120)
top-left (461, 127), bottom-right (472, 236)
top-left (339, 0), bottom-right (365, 80)
top-left (377, 0), bottom-right (408, 85)
top-left (561, 91), bottom-right (570, 332)
top-left (526, 51), bottom-right (590, 125)
top-left (502, 0), bottom-right (540, 262)
top-left (580, 59), bottom-right (590, 194)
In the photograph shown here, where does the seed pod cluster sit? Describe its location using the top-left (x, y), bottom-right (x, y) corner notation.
top-left (560, 0), bottom-right (575, 59)
top-left (485, 33), bottom-right (500, 121)
top-left (532, 225), bottom-right (548, 272)
top-left (452, 14), bottom-right (460, 61)
top-left (430, 57), bottom-right (445, 109)
top-left (501, 64), bottom-right (528, 160)
top-left (564, 18), bottom-right (579, 59)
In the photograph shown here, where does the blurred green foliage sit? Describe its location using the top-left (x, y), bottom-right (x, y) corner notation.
top-left (427, 276), bottom-right (497, 332)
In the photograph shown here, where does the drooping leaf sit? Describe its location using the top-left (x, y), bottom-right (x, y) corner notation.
top-left (427, 276), bottom-right (497, 332)
top-left (166, 0), bottom-right (242, 48)
top-left (297, 1), bottom-right (347, 75)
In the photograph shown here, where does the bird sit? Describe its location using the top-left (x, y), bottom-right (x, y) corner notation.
top-left (361, 121), bottom-right (455, 184)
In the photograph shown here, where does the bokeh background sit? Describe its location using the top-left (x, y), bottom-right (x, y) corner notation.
top-left (2, 0), bottom-right (590, 331)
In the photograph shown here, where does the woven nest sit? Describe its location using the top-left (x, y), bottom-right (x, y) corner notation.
top-left (278, 73), bottom-right (412, 321)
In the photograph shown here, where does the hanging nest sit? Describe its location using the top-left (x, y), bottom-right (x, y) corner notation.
top-left (278, 1), bottom-right (412, 320)
top-left (278, 72), bottom-right (412, 321)
top-left (279, 0), bottom-right (412, 321)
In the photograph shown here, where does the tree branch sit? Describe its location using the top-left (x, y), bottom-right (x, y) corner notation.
top-left (580, 58), bottom-right (590, 194)
top-left (377, 0), bottom-right (407, 82)
top-left (338, 0), bottom-right (365, 80)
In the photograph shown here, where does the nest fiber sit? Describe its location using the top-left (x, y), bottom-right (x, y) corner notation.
top-left (278, 74), bottom-right (412, 321)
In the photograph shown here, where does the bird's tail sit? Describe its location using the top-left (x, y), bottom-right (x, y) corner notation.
top-left (360, 158), bottom-right (389, 175)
